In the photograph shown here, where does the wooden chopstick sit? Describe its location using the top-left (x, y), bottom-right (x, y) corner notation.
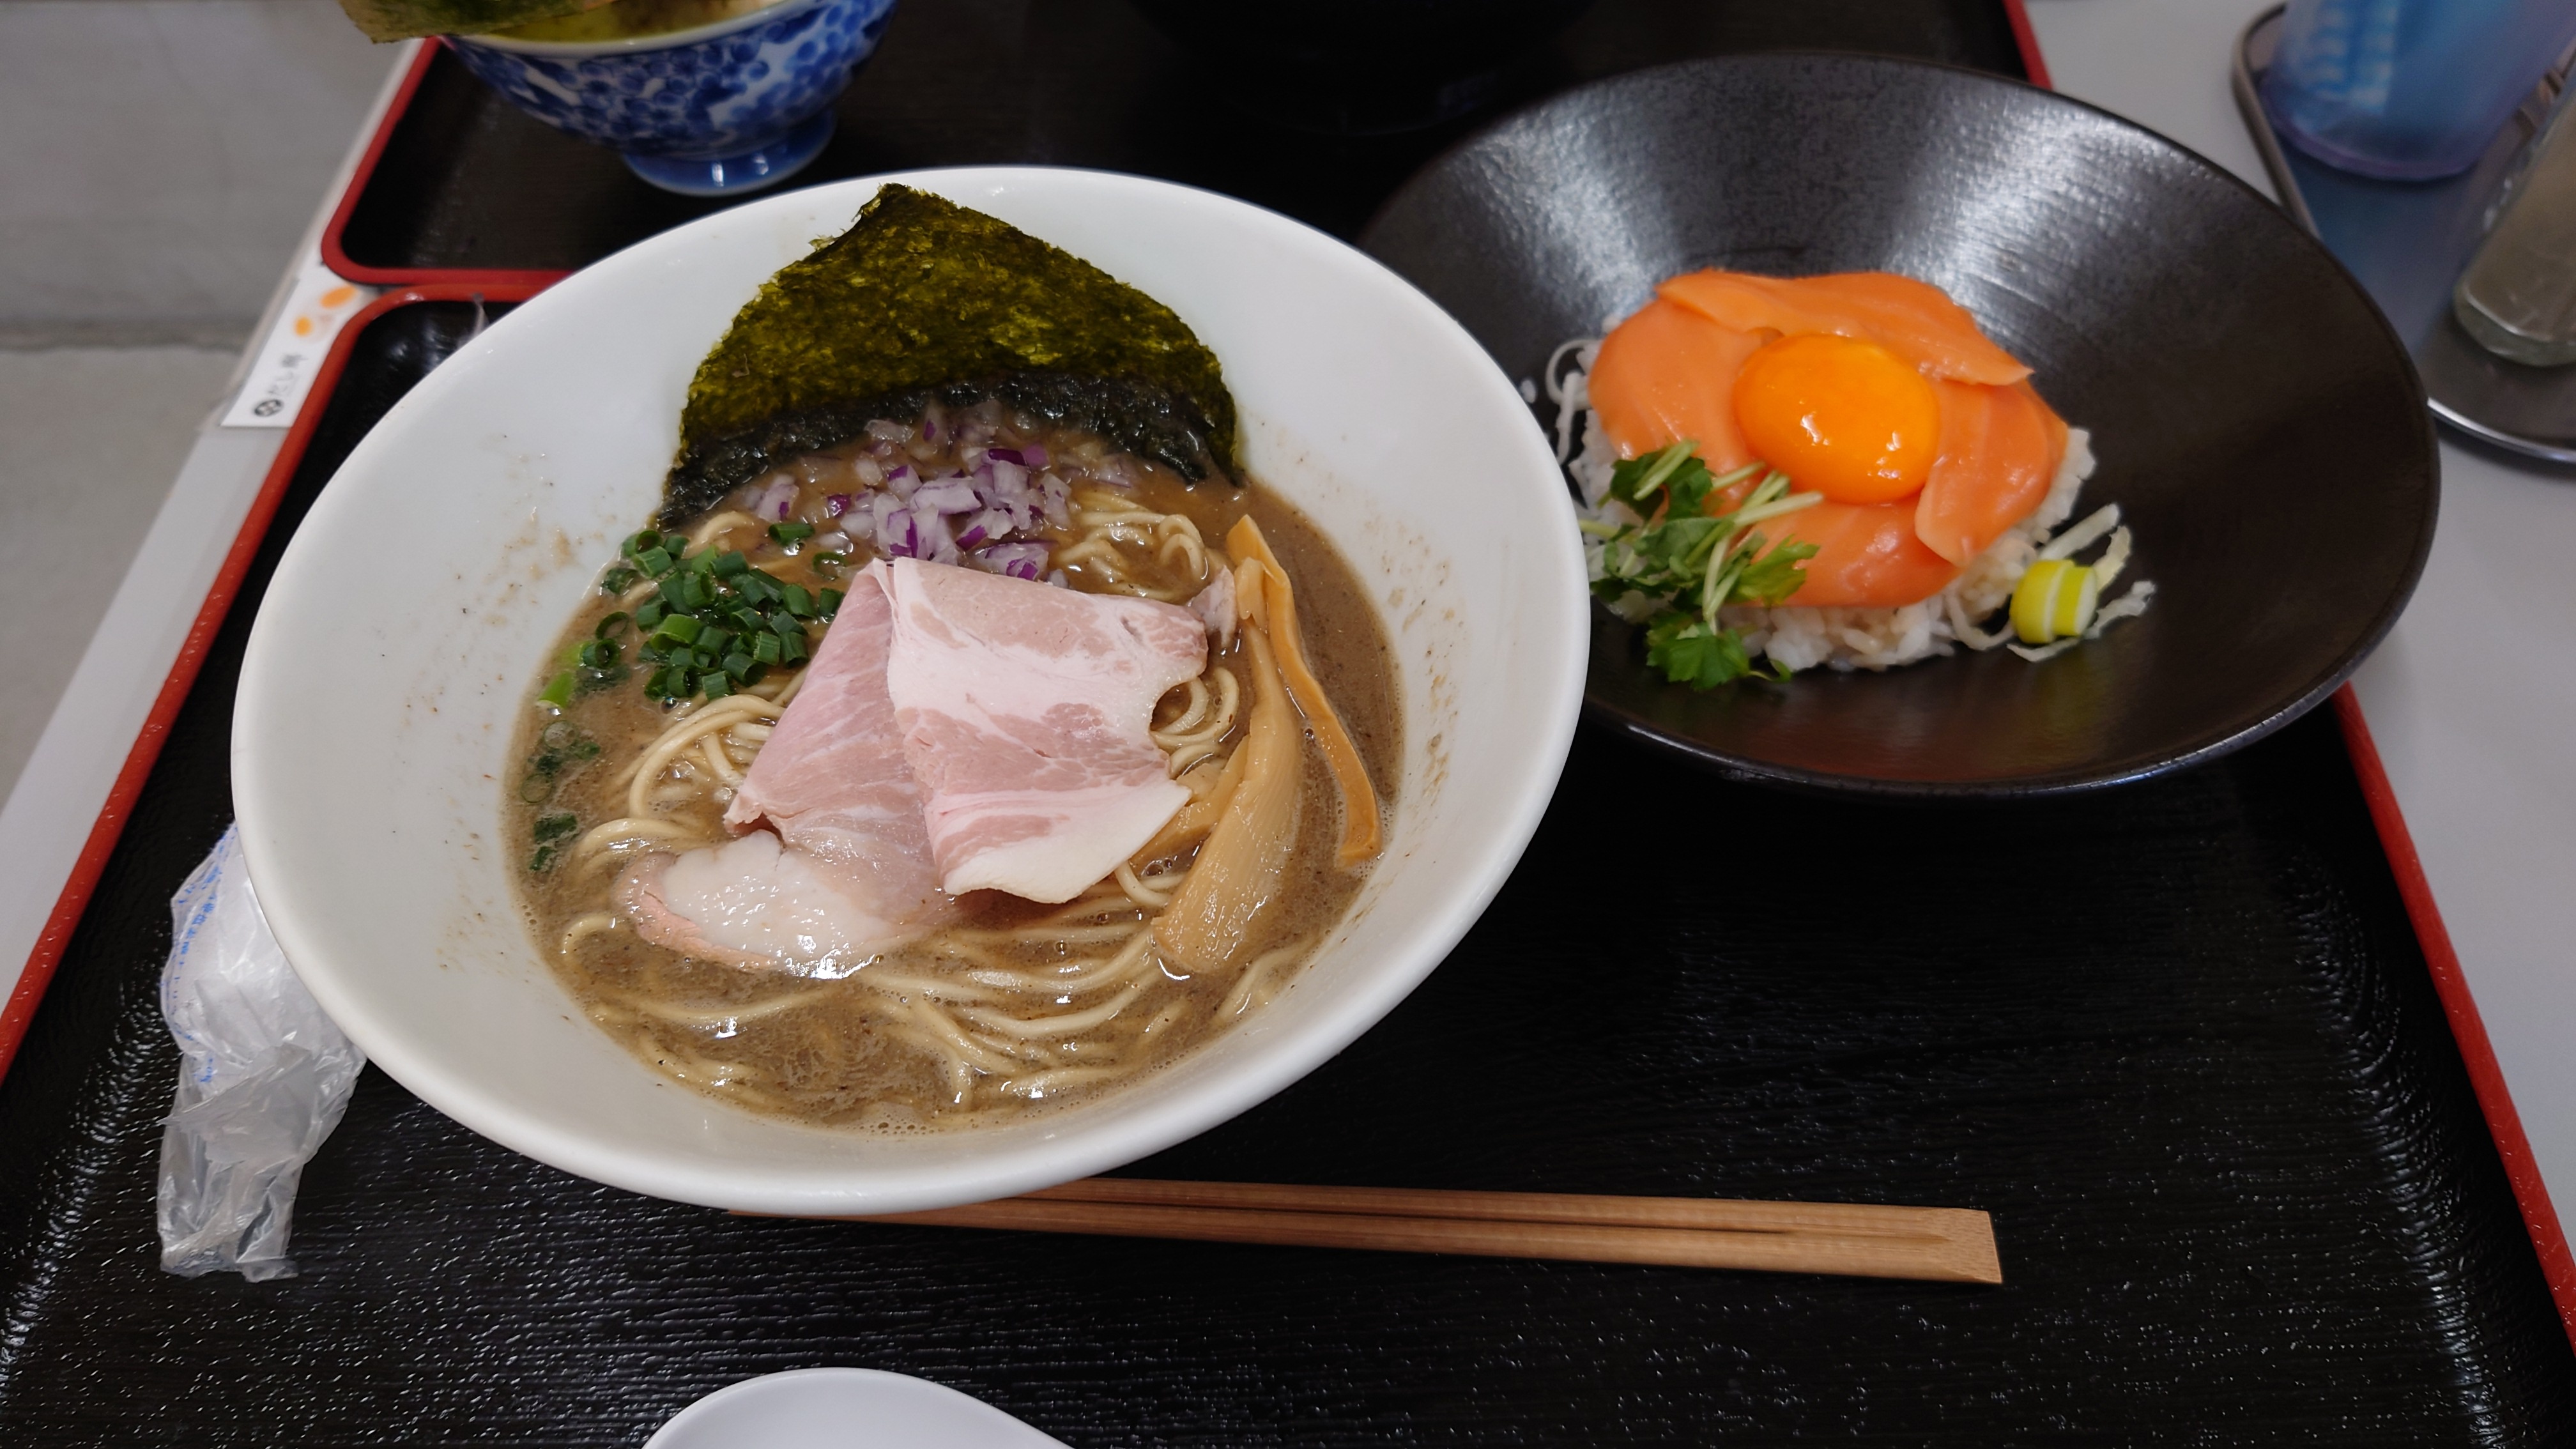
top-left (837, 1178), bottom-right (2002, 1284)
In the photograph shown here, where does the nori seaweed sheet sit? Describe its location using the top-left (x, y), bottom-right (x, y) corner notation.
top-left (666, 185), bottom-right (1239, 520)
top-left (661, 372), bottom-right (1229, 526)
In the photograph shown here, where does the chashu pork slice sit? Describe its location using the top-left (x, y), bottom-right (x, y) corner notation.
top-left (620, 566), bottom-right (955, 970)
top-left (880, 557), bottom-right (1208, 903)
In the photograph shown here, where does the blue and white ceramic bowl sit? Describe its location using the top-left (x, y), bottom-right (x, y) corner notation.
top-left (445, 0), bottom-right (896, 196)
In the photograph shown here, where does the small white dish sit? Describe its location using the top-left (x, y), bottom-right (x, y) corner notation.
top-left (645, 1369), bottom-right (1067, 1448)
top-left (233, 166), bottom-right (1586, 1216)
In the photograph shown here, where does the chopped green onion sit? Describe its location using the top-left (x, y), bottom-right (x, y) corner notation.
top-left (636, 546), bottom-right (674, 576)
top-left (599, 566), bottom-right (638, 595)
top-left (752, 632), bottom-right (783, 664)
top-left (577, 639), bottom-right (618, 669)
top-left (682, 573), bottom-right (713, 610)
top-left (769, 521), bottom-right (815, 544)
top-left (537, 670), bottom-right (575, 709)
top-left (634, 599), bottom-right (665, 630)
top-left (595, 611), bottom-right (630, 638)
top-left (723, 652), bottom-right (756, 680)
top-left (818, 588), bottom-right (845, 620)
top-left (624, 528), bottom-right (662, 558)
top-left (528, 843), bottom-right (561, 872)
top-left (781, 631), bottom-right (808, 664)
top-left (811, 551), bottom-right (847, 579)
top-left (684, 548), bottom-right (717, 575)
top-left (698, 672), bottom-right (732, 699)
top-left (533, 811), bottom-right (578, 843)
top-left (712, 549), bottom-right (751, 577)
top-left (782, 583), bottom-right (814, 618)
top-left (651, 613), bottom-right (702, 645)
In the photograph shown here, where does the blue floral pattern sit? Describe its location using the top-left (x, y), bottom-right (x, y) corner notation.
top-left (447, 0), bottom-right (895, 160)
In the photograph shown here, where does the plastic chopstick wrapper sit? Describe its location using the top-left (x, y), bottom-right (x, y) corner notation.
top-left (155, 825), bottom-right (365, 1280)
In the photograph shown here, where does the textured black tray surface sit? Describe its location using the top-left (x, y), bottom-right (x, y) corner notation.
top-left (337, 0), bottom-right (2027, 268)
top-left (3, 300), bottom-right (2573, 1444)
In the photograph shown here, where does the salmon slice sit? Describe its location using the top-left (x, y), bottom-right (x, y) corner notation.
top-left (1585, 297), bottom-right (1765, 465)
top-left (1912, 380), bottom-right (2066, 567)
top-left (1657, 271), bottom-right (2031, 387)
top-left (1771, 498), bottom-right (1963, 608)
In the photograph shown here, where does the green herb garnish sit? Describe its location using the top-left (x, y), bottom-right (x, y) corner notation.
top-left (518, 723), bottom-right (601, 804)
top-left (569, 535), bottom-right (827, 707)
top-left (1587, 440), bottom-right (1823, 689)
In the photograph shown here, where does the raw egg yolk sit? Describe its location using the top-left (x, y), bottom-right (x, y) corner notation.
top-left (1730, 334), bottom-right (1942, 504)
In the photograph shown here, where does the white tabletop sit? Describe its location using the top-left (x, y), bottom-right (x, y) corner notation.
top-left (6, 4), bottom-right (2571, 1273)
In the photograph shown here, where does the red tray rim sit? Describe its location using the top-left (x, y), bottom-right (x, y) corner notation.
top-left (0, 282), bottom-right (546, 1085)
top-left (318, 45), bottom-right (574, 292)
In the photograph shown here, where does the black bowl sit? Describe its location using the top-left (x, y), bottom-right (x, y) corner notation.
top-left (1361, 54), bottom-right (2437, 797)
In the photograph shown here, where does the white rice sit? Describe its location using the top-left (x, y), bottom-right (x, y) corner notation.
top-left (1553, 337), bottom-right (2127, 674)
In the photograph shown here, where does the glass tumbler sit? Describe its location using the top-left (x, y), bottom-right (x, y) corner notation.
top-left (2457, 81), bottom-right (2576, 364)
top-left (2260, 0), bottom-right (2576, 180)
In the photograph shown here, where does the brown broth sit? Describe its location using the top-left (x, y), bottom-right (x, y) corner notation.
top-left (507, 404), bottom-right (1399, 1130)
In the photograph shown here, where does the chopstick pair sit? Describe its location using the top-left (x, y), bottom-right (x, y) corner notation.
top-left (833, 1177), bottom-right (2002, 1284)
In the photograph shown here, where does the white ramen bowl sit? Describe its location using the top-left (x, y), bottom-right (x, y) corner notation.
top-left (233, 167), bottom-right (1586, 1215)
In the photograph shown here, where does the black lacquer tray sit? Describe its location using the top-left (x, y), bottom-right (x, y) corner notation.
top-left (7, 1), bottom-right (2576, 1442)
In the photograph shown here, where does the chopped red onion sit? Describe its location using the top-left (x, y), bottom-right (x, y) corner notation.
top-left (976, 540), bottom-right (1050, 579)
top-left (753, 475), bottom-right (799, 521)
top-left (879, 507), bottom-right (920, 558)
top-left (767, 422), bottom-right (1094, 583)
top-left (1045, 568), bottom-right (1070, 589)
top-left (956, 507), bottom-right (1013, 549)
top-left (911, 498), bottom-right (956, 559)
top-left (912, 479), bottom-right (980, 514)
